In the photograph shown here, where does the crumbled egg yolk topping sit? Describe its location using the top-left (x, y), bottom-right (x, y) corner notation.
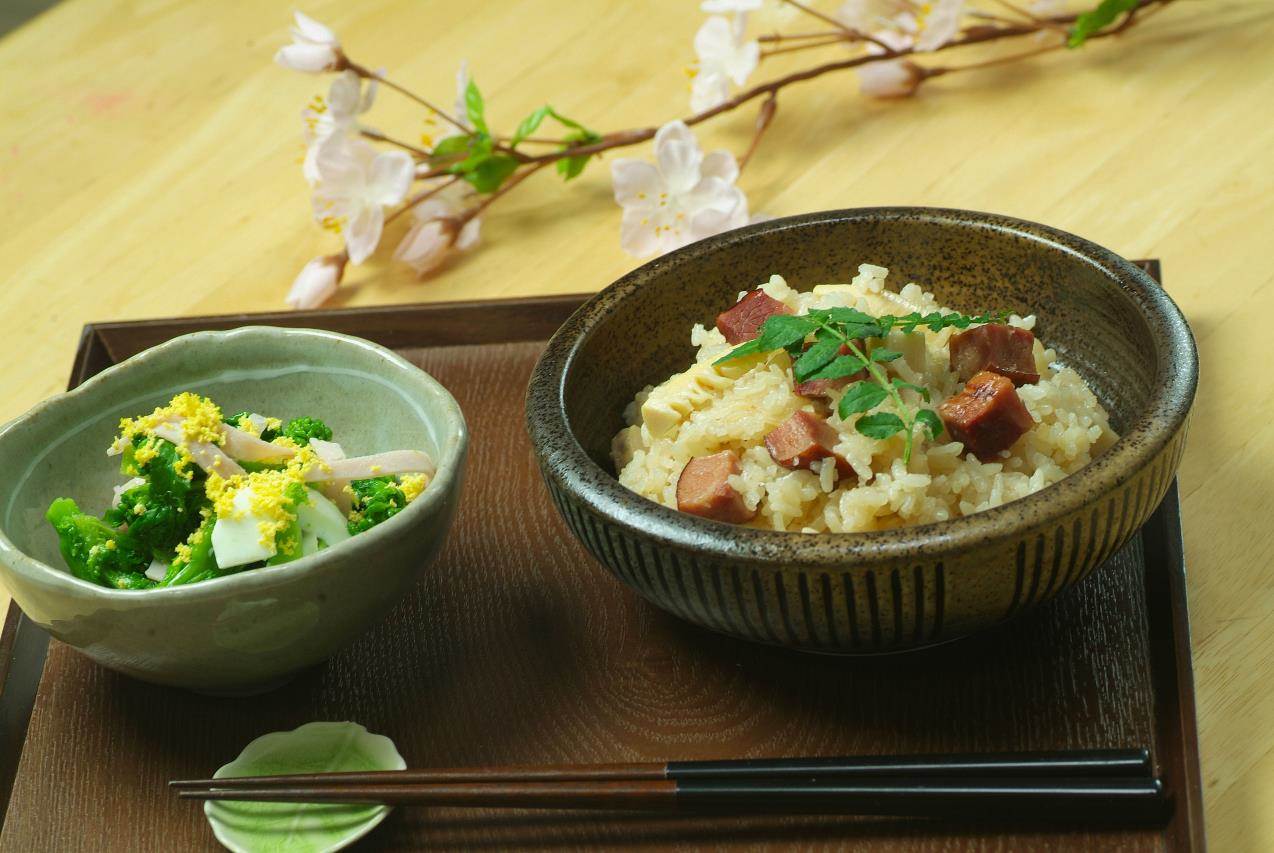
top-left (172, 508), bottom-right (212, 566)
top-left (399, 473), bottom-right (429, 503)
top-left (114, 392), bottom-right (224, 480)
top-left (127, 434), bottom-right (195, 479)
top-left (204, 444), bottom-right (324, 548)
top-left (117, 392), bottom-right (226, 447)
top-left (131, 437), bottom-right (161, 467)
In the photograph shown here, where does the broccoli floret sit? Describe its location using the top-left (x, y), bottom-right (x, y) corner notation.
top-left (281, 417), bottom-right (332, 447)
top-left (226, 411), bottom-right (279, 442)
top-left (46, 498), bottom-right (152, 588)
top-left (105, 438), bottom-right (207, 553)
top-left (103, 569), bottom-right (158, 590)
top-left (347, 477), bottom-right (406, 534)
top-left (103, 480), bottom-right (187, 553)
top-left (159, 515), bottom-right (219, 587)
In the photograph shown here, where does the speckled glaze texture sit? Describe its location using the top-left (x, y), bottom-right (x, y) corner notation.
top-left (0, 327), bottom-right (468, 692)
top-left (525, 208), bottom-right (1196, 653)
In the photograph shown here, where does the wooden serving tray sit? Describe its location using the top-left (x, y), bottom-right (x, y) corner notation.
top-left (0, 262), bottom-right (1204, 851)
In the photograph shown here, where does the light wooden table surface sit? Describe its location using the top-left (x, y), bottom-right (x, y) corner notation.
top-left (1, 0), bottom-right (1270, 847)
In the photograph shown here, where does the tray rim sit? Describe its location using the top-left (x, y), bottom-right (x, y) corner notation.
top-left (0, 269), bottom-right (1205, 850)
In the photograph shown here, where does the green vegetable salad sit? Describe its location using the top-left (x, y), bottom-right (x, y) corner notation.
top-left (46, 392), bottom-right (434, 590)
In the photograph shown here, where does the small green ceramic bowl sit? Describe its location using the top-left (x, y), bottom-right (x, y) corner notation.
top-left (0, 326), bottom-right (467, 693)
top-left (525, 208), bottom-right (1196, 653)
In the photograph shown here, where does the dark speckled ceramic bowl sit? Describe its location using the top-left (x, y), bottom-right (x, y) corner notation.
top-left (525, 208), bottom-right (1196, 653)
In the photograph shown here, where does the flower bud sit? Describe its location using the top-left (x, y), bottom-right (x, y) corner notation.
top-left (857, 60), bottom-right (927, 99)
top-left (286, 254), bottom-right (346, 310)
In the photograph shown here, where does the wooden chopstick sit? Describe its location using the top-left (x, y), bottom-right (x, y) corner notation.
top-left (178, 776), bottom-right (1167, 821)
top-left (170, 748), bottom-right (1151, 790)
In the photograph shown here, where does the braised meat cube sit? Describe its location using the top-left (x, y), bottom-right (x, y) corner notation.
top-left (716, 290), bottom-right (793, 345)
top-left (764, 411), bottom-right (853, 477)
top-left (939, 371), bottom-right (1036, 461)
top-left (949, 323), bottom-right (1040, 386)
top-left (676, 451), bottom-right (756, 524)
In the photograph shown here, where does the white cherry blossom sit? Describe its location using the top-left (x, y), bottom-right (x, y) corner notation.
top-left (700, 0), bottom-right (763, 13)
top-left (839, 0), bottom-right (961, 94)
top-left (275, 11), bottom-right (344, 74)
top-left (286, 254), bottom-right (347, 310)
top-left (837, 0), bottom-right (918, 52)
top-left (691, 16), bottom-right (759, 112)
top-left (424, 60), bottom-right (472, 151)
top-left (394, 193), bottom-right (482, 276)
top-left (452, 60), bottom-right (471, 130)
top-left (311, 138), bottom-right (414, 264)
top-left (303, 70), bottom-right (377, 184)
top-left (914, 0), bottom-right (966, 51)
top-left (611, 120), bottom-right (749, 258)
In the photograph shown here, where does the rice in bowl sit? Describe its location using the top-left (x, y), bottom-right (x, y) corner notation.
top-left (611, 264), bottom-right (1117, 533)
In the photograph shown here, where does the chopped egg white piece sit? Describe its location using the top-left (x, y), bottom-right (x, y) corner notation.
top-left (211, 487), bottom-right (277, 568)
top-left (309, 438), bottom-right (346, 463)
top-left (296, 488), bottom-right (350, 548)
top-left (144, 558), bottom-right (168, 582)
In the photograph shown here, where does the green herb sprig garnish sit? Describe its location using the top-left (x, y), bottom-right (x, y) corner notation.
top-left (715, 307), bottom-right (1003, 463)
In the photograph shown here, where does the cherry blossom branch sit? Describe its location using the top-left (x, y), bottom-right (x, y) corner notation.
top-left (460, 161), bottom-right (551, 224)
top-left (737, 95), bottom-right (777, 173)
top-left (757, 29), bottom-right (846, 43)
top-left (401, 0), bottom-right (1171, 247)
top-left (346, 61), bottom-right (468, 133)
top-left (778, 0), bottom-right (895, 52)
top-left (346, 61), bottom-right (537, 163)
top-left (281, 0), bottom-right (1181, 307)
top-left (927, 42), bottom-right (1068, 77)
top-left (483, 1), bottom-right (1166, 174)
top-left (360, 128), bottom-right (430, 158)
top-left (385, 175), bottom-right (463, 226)
top-left (760, 36), bottom-right (849, 58)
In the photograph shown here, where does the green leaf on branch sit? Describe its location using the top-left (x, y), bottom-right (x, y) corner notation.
top-left (464, 154), bottom-right (519, 193)
top-left (557, 153), bottom-right (591, 181)
top-left (837, 381), bottom-right (888, 418)
top-left (556, 127), bottom-right (602, 181)
top-left (428, 134), bottom-right (472, 166)
top-left (511, 105), bottom-right (597, 149)
top-left (545, 108), bottom-right (594, 135)
top-left (511, 106), bottom-right (551, 148)
top-left (430, 131), bottom-right (519, 194)
top-left (855, 412), bottom-right (906, 440)
top-left (464, 79), bottom-right (489, 134)
top-left (1069, 0), bottom-right (1138, 47)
